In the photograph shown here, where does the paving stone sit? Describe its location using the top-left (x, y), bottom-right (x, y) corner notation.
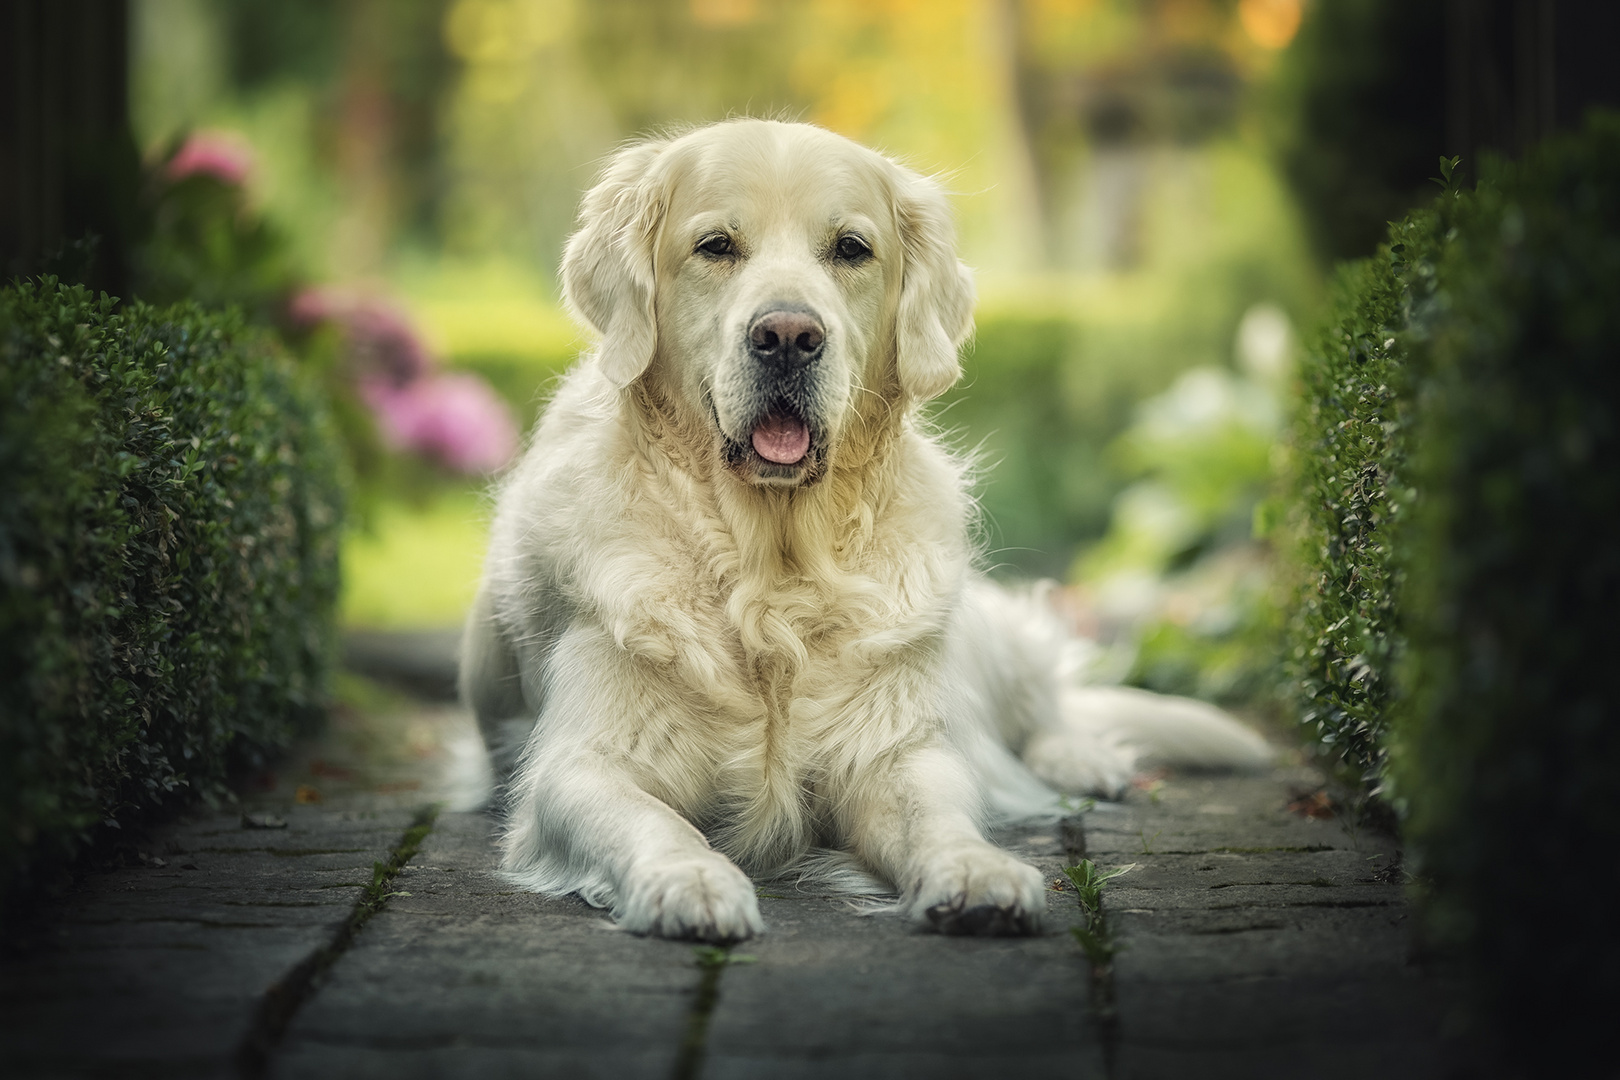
top-left (1082, 769), bottom-right (1356, 858)
top-left (0, 696), bottom-right (477, 1079)
top-left (270, 810), bottom-right (701, 1080)
top-left (0, 805), bottom-right (415, 1079)
top-left (703, 829), bottom-right (1105, 1079)
top-left (1082, 767), bottom-right (1461, 1080)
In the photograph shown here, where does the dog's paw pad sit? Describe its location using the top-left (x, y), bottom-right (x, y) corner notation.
top-left (910, 845), bottom-right (1046, 937)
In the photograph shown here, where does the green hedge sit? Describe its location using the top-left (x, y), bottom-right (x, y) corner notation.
top-left (1286, 201), bottom-right (1443, 786)
top-left (1289, 113), bottom-right (1620, 1065)
top-left (0, 279), bottom-right (344, 896)
top-left (1395, 117), bottom-right (1620, 1067)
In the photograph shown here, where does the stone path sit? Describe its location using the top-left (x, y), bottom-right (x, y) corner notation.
top-left (1086, 774), bottom-right (1454, 1078)
top-left (1, 682), bottom-right (1463, 1079)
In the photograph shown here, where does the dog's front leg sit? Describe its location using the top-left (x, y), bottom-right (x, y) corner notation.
top-left (503, 745), bottom-right (764, 942)
top-left (842, 744), bottom-right (1046, 936)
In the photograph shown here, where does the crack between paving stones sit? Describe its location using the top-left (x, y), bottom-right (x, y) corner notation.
top-left (1091, 905), bottom-right (1121, 1078)
top-left (672, 946), bottom-right (740, 1080)
top-left (234, 804), bottom-right (440, 1080)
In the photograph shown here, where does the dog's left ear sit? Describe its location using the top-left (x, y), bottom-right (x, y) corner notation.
top-left (893, 169), bottom-right (976, 403)
top-left (561, 139), bottom-right (670, 388)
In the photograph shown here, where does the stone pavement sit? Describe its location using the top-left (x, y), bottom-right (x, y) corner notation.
top-left (1085, 773), bottom-right (1456, 1078)
top-left (1, 679), bottom-right (1463, 1079)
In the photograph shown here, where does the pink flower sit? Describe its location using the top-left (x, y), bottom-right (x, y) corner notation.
top-left (290, 286), bottom-right (516, 472)
top-left (360, 372), bottom-right (519, 474)
top-left (166, 132), bottom-right (254, 186)
top-left (285, 287), bottom-right (339, 326)
top-left (288, 287), bottom-right (431, 383)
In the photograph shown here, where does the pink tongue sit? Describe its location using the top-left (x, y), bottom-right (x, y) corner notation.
top-left (751, 413), bottom-right (811, 464)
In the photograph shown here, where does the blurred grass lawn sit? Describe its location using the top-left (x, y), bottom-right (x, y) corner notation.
top-left (341, 487), bottom-right (490, 629)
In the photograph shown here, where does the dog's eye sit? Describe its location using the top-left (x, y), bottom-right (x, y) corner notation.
top-left (834, 234), bottom-right (872, 262)
top-left (696, 234), bottom-right (734, 258)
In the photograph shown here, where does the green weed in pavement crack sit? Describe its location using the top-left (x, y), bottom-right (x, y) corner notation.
top-left (1063, 860), bottom-right (1136, 969)
top-left (1064, 859), bottom-right (1136, 1078)
top-left (673, 946), bottom-right (755, 1080)
top-left (235, 805), bottom-right (440, 1080)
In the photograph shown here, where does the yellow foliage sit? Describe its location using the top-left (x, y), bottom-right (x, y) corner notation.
top-left (1238, 0), bottom-right (1302, 50)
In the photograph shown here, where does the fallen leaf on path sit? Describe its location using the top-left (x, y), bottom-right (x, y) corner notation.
top-left (1286, 789), bottom-right (1336, 820)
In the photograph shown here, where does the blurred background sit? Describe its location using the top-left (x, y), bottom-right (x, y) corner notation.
top-left (12, 0), bottom-right (1523, 715)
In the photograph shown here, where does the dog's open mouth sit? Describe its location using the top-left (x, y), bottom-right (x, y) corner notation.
top-left (751, 408), bottom-right (811, 466)
top-left (716, 397), bottom-right (824, 486)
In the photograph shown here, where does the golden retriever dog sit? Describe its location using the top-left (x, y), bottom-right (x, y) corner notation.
top-left (461, 119), bottom-right (1269, 942)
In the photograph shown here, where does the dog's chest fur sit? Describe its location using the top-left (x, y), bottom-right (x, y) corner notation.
top-left (632, 568), bottom-right (942, 869)
top-left (528, 408), bottom-right (967, 869)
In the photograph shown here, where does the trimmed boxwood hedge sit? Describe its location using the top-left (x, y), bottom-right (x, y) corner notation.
top-left (1286, 198), bottom-right (1445, 787)
top-left (1290, 113), bottom-right (1620, 1066)
top-left (1395, 116), bottom-right (1620, 1068)
top-left (0, 279), bottom-right (344, 897)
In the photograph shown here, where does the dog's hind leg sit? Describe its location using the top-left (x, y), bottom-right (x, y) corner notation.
top-left (1021, 684), bottom-right (1274, 798)
top-left (959, 578), bottom-right (1271, 798)
top-left (951, 578), bottom-right (1138, 801)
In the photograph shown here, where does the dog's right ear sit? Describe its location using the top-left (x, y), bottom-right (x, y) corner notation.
top-left (561, 140), bottom-right (669, 388)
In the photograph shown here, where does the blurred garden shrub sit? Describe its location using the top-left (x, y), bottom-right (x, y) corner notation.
top-left (940, 314), bottom-right (1117, 577)
top-left (946, 292), bottom-right (1305, 582)
top-left (130, 133), bottom-right (518, 513)
top-left (1270, 0), bottom-right (1447, 262)
top-left (133, 132), bottom-right (304, 323)
top-left (0, 279), bottom-right (344, 898)
top-left (288, 287), bottom-right (517, 481)
top-left (1393, 115), bottom-right (1620, 1070)
top-left (1072, 304), bottom-right (1295, 705)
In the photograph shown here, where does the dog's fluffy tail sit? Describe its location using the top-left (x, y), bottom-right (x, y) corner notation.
top-left (1068, 685), bottom-right (1273, 770)
top-left (960, 577), bottom-right (1276, 809)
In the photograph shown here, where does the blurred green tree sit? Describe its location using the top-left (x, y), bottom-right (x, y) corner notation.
top-left (1269, 0), bottom-right (1448, 263)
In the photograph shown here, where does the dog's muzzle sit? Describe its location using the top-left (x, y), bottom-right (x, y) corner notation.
top-left (741, 305), bottom-right (824, 470)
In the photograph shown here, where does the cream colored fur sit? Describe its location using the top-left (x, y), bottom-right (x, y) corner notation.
top-left (461, 119), bottom-right (1270, 942)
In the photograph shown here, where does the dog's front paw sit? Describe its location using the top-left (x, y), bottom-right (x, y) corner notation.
top-left (617, 853), bottom-right (764, 943)
top-left (906, 844), bottom-right (1045, 937)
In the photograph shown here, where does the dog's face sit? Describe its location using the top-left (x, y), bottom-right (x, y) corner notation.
top-left (561, 120), bottom-right (975, 488)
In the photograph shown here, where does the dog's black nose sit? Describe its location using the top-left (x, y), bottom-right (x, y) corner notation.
top-left (748, 308), bottom-right (825, 369)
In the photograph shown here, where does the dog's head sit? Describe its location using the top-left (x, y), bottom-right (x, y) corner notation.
top-left (561, 120), bottom-right (975, 488)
